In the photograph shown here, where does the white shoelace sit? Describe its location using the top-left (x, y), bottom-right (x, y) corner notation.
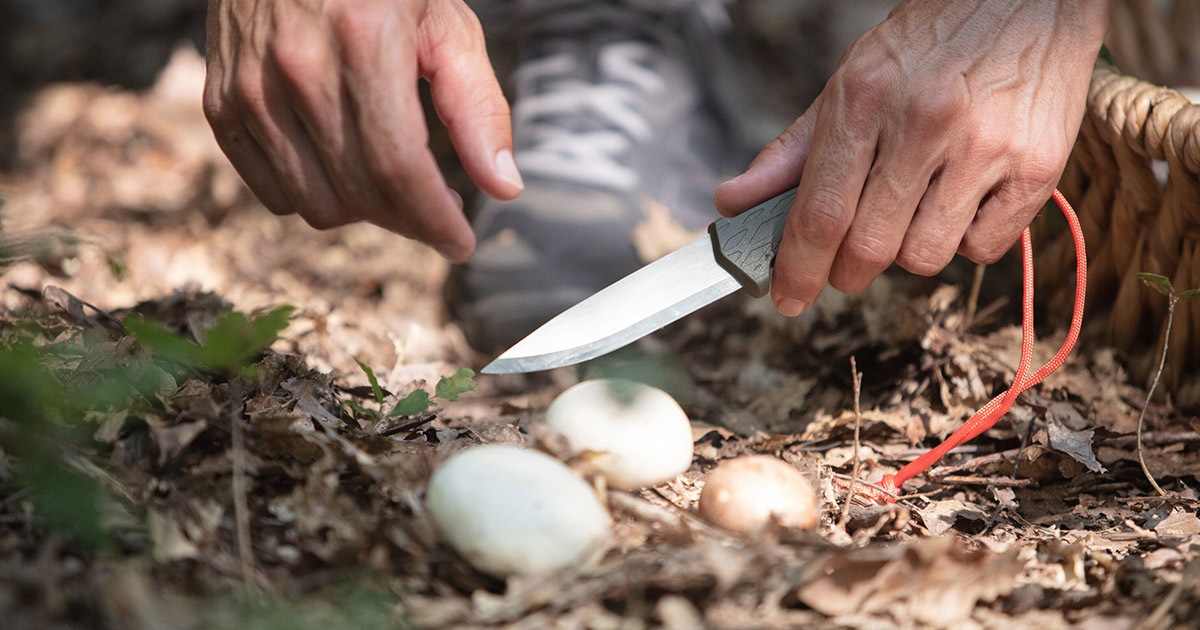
top-left (512, 40), bottom-right (666, 192)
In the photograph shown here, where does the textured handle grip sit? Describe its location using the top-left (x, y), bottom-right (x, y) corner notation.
top-left (707, 189), bottom-right (796, 297)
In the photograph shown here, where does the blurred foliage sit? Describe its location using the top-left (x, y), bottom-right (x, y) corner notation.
top-left (0, 337), bottom-right (110, 548)
top-left (0, 302), bottom-right (293, 550)
top-left (125, 306), bottom-right (293, 377)
top-left (206, 580), bottom-right (409, 630)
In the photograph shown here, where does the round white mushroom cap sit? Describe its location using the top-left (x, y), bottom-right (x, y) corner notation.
top-left (544, 379), bottom-right (694, 489)
top-left (425, 444), bottom-right (611, 578)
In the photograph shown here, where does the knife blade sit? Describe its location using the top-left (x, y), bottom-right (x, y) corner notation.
top-left (481, 189), bottom-right (797, 374)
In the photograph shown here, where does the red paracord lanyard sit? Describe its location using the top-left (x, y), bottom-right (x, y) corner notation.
top-left (839, 189), bottom-right (1087, 504)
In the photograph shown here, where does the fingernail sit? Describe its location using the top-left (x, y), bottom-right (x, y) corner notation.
top-left (775, 298), bottom-right (808, 317)
top-left (445, 187), bottom-right (463, 210)
top-left (494, 149), bottom-right (524, 190)
top-left (436, 240), bottom-right (472, 264)
top-left (718, 173), bottom-right (744, 188)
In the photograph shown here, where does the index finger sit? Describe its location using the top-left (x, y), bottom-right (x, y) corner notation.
top-left (771, 89), bottom-right (877, 315)
top-left (338, 2), bottom-right (474, 261)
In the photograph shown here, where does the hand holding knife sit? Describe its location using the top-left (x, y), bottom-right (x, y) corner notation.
top-left (483, 190), bottom-right (797, 374)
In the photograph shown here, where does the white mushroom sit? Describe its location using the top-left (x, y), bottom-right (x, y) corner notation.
top-left (544, 379), bottom-right (694, 489)
top-left (697, 455), bottom-right (819, 532)
top-left (425, 444), bottom-right (611, 578)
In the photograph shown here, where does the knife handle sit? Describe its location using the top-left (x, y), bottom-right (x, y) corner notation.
top-left (707, 189), bottom-right (797, 298)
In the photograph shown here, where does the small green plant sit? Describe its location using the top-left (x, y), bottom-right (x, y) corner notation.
top-left (124, 306), bottom-right (293, 377)
top-left (0, 302), bottom-right (294, 549)
top-left (345, 362), bottom-right (476, 427)
top-left (0, 341), bottom-right (110, 548)
top-left (1134, 272), bottom-right (1199, 496)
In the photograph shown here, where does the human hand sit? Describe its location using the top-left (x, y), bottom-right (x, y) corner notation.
top-left (203, 0), bottom-right (523, 262)
top-left (715, 0), bottom-right (1111, 315)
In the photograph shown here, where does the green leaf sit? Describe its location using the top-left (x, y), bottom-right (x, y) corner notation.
top-left (435, 367), bottom-right (476, 402)
top-left (354, 358), bottom-right (385, 406)
top-left (341, 399), bottom-right (379, 420)
top-left (126, 306), bottom-right (292, 375)
top-left (388, 389), bottom-right (431, 417)
top-left (1179, 288), bottom-right (1199, 301)
top-left (1137, 273), bottom-right (1175, 298)
top-left (197, 306), bottom-right (293, 374)
top-left (124, 316), bottom-right (203, 365)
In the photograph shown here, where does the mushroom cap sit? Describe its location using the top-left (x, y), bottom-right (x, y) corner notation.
top-left (426, 444), bottom-right (611, 577)
top-left (545, 379), bottom-right (694, 490)
top-left (697, 455), bottom-right (819, 532)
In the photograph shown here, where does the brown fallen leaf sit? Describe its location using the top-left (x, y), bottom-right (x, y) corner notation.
top-left (917, 499), bottom-right (990, 536)
top-left (1153, 509), bottom-right (1200, 537)
top-left (1045, 416), bottom-right (1107, 473)
top-left (796, 535), bottom-right (1022, 628)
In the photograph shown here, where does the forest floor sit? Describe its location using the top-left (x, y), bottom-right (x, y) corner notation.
top-left (3, 26), bottom-right (1200, 630)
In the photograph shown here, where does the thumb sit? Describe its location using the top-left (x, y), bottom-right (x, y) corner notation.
top-left (419, 1), bottom-right (522, 201)
top-left (714, 97), bottom-right (820, 217)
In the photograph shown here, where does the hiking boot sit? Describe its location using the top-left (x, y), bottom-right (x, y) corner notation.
top-left (448, 0), bottom-right (747, 351)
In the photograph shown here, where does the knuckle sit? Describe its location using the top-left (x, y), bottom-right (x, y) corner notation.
top-left (231, 71), bottom-right (269, 119)
top-left (793, 189), bottom-right (850, 243)
top-left (958, 232), bottom-right (1006, 264)
top-left (962, 123), bottom-right (1010, 162)
top-left (449, 98), bottom-right (509, 131)
top-left (269, 34), bottom-right (324, 88)
top-left (843, 234), bottom-right (895, 271)
top-left (905, 84), bottom-right (966, 130)
top-left (333, 0), bottom-right (391, 45)
top-left (896, 246), bottom-right (950, 276)
top-left (770, 122), bottom-right (807, 158)
top-left (1020, 153), bottom-right (1066, 189)
top-left (429, 1), bottom-right (486, 49)
top-left (202, 88), bottom-right (235, 130)
top-left (832, 61), bottom-right (897, 108)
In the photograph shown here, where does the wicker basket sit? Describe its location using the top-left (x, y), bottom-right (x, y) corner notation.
top-left (1037, 61), bottom-right (1200, 408)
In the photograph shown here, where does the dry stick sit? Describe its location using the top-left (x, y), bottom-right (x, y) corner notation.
top-left (963, 263), bottom-right (987, 330)
top-left (1136, 296), bottom-right (1176, 498)
top-left (837, 357), bottom-right (864, 529)
top-left (935, 475), bottom-right (1036, 488)
top-left (231, 402), bottom-right (256, 593)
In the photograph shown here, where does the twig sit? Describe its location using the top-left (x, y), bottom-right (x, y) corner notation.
top-left (231, 402), bottom-right (256, 592)
top-left (1136, 296), bottom-right (1175, 497)
top-left (963, 263), bottom-right (987, 330)
top-left (376, 410), bottom-right (438, 437)
top-left (926, 447), bottom-right (1022, 476)
top-left (933, 475), bottom-right (1035, 488)
top-left (837, 357), bottom-right (864, 529)
top-left (1103, 431), bottom-right (1200, 447)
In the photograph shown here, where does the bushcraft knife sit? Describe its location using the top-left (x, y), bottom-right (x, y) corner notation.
top-left (482, 189), bottom-right (797, 374)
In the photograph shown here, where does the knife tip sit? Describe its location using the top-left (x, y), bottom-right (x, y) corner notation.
top-left (479, 360), bottom-right (505, 375)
